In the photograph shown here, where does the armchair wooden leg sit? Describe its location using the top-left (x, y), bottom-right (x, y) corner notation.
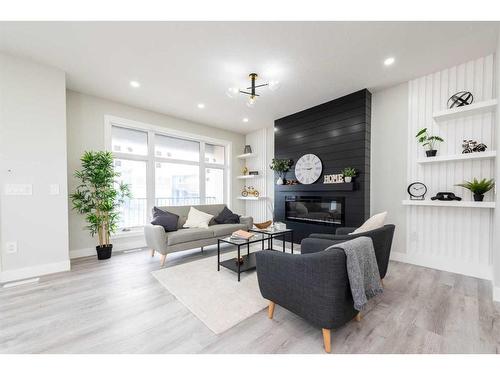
top-left (355, 312), bottom-right (362, 322)
top-left (201, 246), bottom-right (204, 253)
top-left (381, 278), bottom-right (385, 287)
top-left (322, 328), bottom-right (331, 353)
top-left (160, 254), bottom-right (167, 267)
top-left (150, 249), bottom-right (155, 257)
top-left (268, 301), bottom-right (275, 319)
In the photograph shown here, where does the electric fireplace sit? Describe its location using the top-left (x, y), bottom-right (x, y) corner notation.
top-left (285, 196), bottom-right (345, 226)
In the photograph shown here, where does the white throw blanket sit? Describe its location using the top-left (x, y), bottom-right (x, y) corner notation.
top-left (326, 236), bottom-right (383, 311)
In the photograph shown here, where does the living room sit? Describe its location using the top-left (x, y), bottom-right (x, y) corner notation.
top-left (1, 1), bottom-right (500, 372)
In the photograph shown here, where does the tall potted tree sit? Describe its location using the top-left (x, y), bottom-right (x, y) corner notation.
top-left (70, 151), bottom-right (130, 260)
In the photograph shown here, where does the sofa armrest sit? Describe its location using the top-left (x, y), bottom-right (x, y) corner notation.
top-left (300, 238), bottom-right (346, 254)
top-left (239, 216), bottom-right (253, 230)
top-left (335, 227), bottom-right (358, 235)
top-left (144, 224), bottom-right (169, 254)
top-left (255, 249), bottom-right (356, 329)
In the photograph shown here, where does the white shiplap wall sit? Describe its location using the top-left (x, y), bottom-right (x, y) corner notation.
top-left (401, 54), bottom-right (496, 280)
top-left (241, 128), bottom-right (270, 223)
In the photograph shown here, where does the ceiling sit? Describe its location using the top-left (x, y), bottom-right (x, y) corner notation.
top-left (0, 22), bottom-right (498, 134)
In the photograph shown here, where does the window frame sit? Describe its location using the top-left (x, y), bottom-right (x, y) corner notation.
top-left (104, 115), bottom-right (231, 230)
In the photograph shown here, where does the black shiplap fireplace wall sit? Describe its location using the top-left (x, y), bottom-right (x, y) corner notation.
top-left (274, 89), bottom-right (371, 243)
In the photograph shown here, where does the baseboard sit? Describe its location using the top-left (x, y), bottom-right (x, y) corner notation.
top-left (0, 260), bottom-right (70, 283)
top-left (70, 237), bottom-right (147, 259)
top-left (493, 286), bottom-right (500, 302)
top-left (390, 251), bottom-right (492, 281)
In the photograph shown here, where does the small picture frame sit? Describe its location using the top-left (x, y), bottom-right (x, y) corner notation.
top-left (248, 171), bottom-right (259, 175)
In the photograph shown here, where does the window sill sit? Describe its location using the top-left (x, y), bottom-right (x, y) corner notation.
top-left (112, 228), bottom-right (144, 239)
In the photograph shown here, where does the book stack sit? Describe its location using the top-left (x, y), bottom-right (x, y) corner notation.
top-left (229, 229), bottom-right (254, 241)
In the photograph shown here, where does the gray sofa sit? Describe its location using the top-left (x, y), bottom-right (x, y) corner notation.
top-left (144, 204), bottom-right (253, 266)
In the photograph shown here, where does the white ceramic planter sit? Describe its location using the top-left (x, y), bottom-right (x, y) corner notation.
top-left (276, 177), bottom-right (284, 185)
top-left (344, 176), bottom-right (352, 183)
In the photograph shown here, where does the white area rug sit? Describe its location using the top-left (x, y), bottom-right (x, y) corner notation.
top-left (152, 254), bottom-right (267, 334)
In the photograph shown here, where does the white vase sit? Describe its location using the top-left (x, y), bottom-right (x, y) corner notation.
top-left (344, 176), bottom-right (352, 183)
top-left (276, 177), bottom-right (284, 185)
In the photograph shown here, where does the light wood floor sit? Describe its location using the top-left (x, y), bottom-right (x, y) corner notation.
top-left (1, 244), bottom-right (499, 354)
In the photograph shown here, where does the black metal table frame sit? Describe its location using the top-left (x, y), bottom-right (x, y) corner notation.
top-left (217, 229), bottom-right (294, 282)
top-left (249, 229), bottom-right (294, 254)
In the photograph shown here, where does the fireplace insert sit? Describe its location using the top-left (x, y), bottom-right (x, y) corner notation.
top-left (285, 196), bottom-right (345, 226)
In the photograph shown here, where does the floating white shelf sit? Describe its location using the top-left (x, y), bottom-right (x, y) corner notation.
top-left (402, 200), bottom-right (495, 208)
top-left (236, 174), bottom-right (259, 179)
top-left (417, 151), bottom-right (496, 164)
top-left (237, 196), bottom-right (265, 201)
top-left (236, 153), bottom-right (257, 159)
top-left (432, 99), bottom-right (497, 121)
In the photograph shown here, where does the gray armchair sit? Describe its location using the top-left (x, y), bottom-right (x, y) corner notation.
top-left (255, 224), bottom-right (395, 353)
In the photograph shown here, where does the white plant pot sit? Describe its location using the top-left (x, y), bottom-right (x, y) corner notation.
top-left (344, 176), bottom-right (352, 183)
top-left (276, 177), bottom-right (284, 185)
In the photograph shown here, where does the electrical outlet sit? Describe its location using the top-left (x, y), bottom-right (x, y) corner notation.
top-left (5, 241), bottom-right (18, 254)
top-left (49, 184), bottom-right (60, 195)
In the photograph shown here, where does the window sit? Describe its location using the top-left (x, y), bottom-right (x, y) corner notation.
top-left (155, 162), bottom-right (200, 206)
top-left (108, 118), bottom-right (229, 230)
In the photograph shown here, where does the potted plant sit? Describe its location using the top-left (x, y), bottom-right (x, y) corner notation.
top-left (270, 158), bottom-right (293, 185)
top-left (456, 178), bottom-right (494, 202)
top-left (341, 167), bottom-right (357, 183)
top-left (70, 151), bottom-right (130, 260)
top-left (416, 128), bottom-right (444, 157)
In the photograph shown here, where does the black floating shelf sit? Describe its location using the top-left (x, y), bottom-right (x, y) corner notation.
top-left (276, 183), bottom-right (354, 192)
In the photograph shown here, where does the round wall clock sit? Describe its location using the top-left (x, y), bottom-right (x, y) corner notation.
top-left (295, 154), bottom-right (323, 184)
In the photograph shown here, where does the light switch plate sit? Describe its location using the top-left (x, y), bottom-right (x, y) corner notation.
top-left (4, 184), bottom-right (33, 195)
top-left (49, 184), bottom-right (60, 195)
top-left (5, 241), bottom-right (17, 254)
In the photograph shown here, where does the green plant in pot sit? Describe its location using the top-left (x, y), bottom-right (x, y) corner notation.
top-left (416, 128), bottom-right (444, 157)
top-left (270, 158), bottom-right (293, 185)
top-left (70, 151), bottom-right (130, 260)
top-left (456, 178), bottom-right (494, 202)
top-left (341, 167), bottom-right (357, 183)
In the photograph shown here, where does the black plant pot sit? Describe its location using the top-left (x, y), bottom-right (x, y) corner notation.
top-left (473, 193), bottom-right (484, 202)
top-left (96, 244), bottom-right (113, 260)
top-left (426, 150), bottom-right (437, 157)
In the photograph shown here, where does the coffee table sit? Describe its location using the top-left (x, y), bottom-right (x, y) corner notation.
top-left (249, 227), bottom-right (294, 254)
top-left (217, 233), bottom-right (268, 282)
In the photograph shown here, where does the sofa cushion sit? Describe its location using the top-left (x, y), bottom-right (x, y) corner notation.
top-left (213, 206), bottom-right (240, 224)
top-left (183, 206), bottom-right (214, 229)
top-left (351, 211), bottom-right (387, 235)
top-left (211, 223), bottom-right (248, 237)
top-left (151, 207), bottom-right (179, 232)
top-left (167, 228), bottom-right (214, 246)
top-left (157, 204), bottom-right (226, 228)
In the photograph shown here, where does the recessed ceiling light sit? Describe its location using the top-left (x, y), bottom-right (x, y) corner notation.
top-left (129, 80), bottom-right (141, 88)
top-left (197, 103), bottom-right (205, 109)
top-left (384, 57), bottom-right (395, 66)
top-left (243, 118), bottom-right (249, 123)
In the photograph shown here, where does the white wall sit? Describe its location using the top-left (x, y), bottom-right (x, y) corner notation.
top-left (402, 55), bottom-right (495, 280)
top-left (371, 82), bottom-right (408, 254)
top-left (242, 127), bottom-right (275, 223)
top-left (66, 90), bottom-right (245, 255)
top-left (493, 31), bottom-right (500, 301)
top-left (0, 53), bottom-right (69, 282)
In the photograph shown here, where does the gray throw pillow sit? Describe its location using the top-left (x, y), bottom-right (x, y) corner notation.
top-left (151, 207), bottom-right (179, 232)
top-left (214, 206), bottom-right (240, 224)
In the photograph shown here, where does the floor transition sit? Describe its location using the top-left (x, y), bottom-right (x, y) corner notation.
top-left (1, 243), bottom-right (499, 354)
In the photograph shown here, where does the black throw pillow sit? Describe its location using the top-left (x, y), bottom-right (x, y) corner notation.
top-left (214, 206), bottom-right (240, 224)
top-left (151, 207), bottom-right (179, 232)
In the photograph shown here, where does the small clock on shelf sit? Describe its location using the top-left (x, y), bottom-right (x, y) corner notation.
top-left (407, 182), bottom-right (427, 200)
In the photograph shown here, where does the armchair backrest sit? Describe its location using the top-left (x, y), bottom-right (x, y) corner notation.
top-left (341, 225), bottom-right (395, 278)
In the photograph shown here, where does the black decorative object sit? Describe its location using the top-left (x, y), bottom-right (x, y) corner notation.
top-left (431, 192), bottom-right (462, 201)
top-left (462, 140), bottom-right (487, 153)
top-left (426, 150), bottom-right (437, 157)
top-left (244, 145), bottom-right (253, 154)
top-left (447, 91), bottom-right (474, 109)
top-left (248, 170), bottom-right (259, 175)
top-left (407, 182), bottom-right (427, 200)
